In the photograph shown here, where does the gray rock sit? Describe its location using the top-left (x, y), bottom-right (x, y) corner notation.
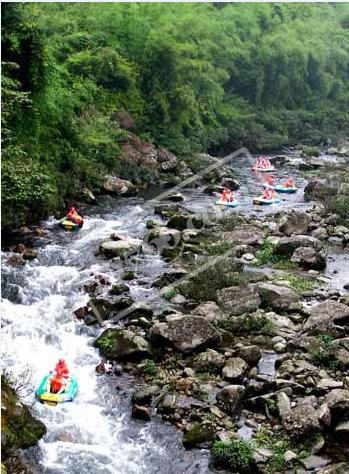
top-left (275, 235), bottom-right (322, 256)
top-left (94, 329), bottom-right (152, 360)
top-left (224, 225), bottom-right (265, 246)
top-left (335, 420), bottom-right (349, 434)
top-left (216, 284), bottom-right (261, 316)
top-left (311, 228), bottom-right (328, 240)
top-left (216, 385), bottom-right (245, 415)
top-left (304, 178), bottom-right (338, 202)
top-left (132, 385), bottom-right (161, 405)
top-left (99, 239), bottom-right (142, 258)
top-left (291, 246), bottom-right (327, 270)
top-left (301, 455), bottom-right (330, 470)
top-left (317, 379), bottom-right (343, 390)
top-left (282, 398), bottom-right (320, 437)
top-left (221, 177), bottom-right (240, 190)
top-left (145, 227), bottom-right (182, 256)
top-left (235, 345), bottom-right (262, 367)
top-left (279, 212), bottom-right (309, 236)
top-left (152, 269), bottom-right (188, 288)
top-left (102, 176), bottom-right (138, 196)
top-left (222, 357), bottom-right (249, 381)
top-left (277, 391), bottom-right (291, 418)
top-left (192, 301), bottom-right (225, 323)
top-left (257, 282), bottom-right (300, 310)
top-left (193, 349), bottom-right (225, 373)
top-left (150, 316), bottom-right (221, 353)
top-left (302, 300), bottom-right (349, 334)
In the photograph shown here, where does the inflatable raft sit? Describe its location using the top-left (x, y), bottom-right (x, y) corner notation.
top-left (215, 199), bottom-right (239, 207)
top-left (59, 218), bottom-right (83, 231)
top-left (36, 374), bottom-right (78, 406)
top-left (263, 183), bottom-right (297, 194)
top-left (252, 166), bottom-right (275, 173)
top-left (253, 197), bottom-right (280, 205)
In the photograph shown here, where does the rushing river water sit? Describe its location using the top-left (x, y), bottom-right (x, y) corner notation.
top-left (1, 152), bottom-right (348, 473)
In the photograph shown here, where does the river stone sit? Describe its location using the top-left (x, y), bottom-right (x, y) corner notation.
top-left (282, 398), bottom-right (320, 437)
top-left (167, 213), bottom-right (203, 231)
top-left (22, 249), bottom-right (38, 260)
top-left (224, 225), bottom-right (265, 246)
top-left (222, 357), bottom-right (248, 382)
top-left (132, 385), bottom-right (161, 405)
top-left (99, 239), bottom-right (142, 258)
top-left (277, 391), bottom-right (291, 418)
top-left (304, 178), bottom-right (338, 202)
top-left (256, 282), bottom-right (300, 310)
top-left (235, 345), bottom-right (262, 367)
top-left (216, 385), bottom-right (245, 415)
top-left (312, 227), bottom-right (328, 240)
top-left (109, 283), bottom-right (130, 295)
top-left (275, 235), bottom-right (322, 256)
top-left (279, 212), bottom-right (309, 236)
top-left (221, 177), bottom-right (240, 191)
top-left (183, 423), bottom-right (216, 448)
top-left (318, 463), bottom-right (349, 474)
top-left (149, 316), bottom-right (221, 353)
top-left (145, 227), bottom-right (182, 255)
top-left (102, 176), bottom-right (138, 196)
top-left (94, 328), bottom-right (152, 360)
top-left (193, 349), bottom-right (225, 372)
top-left (291, 246), bottom-right (327, 270)
top-left (192, 301), bottom-right (225, 323)
top-left (301, 455), bottom-right (331, 470)
top-left (216, 284), bottom-right (261, 315)
top-left (302, 300), bottom-right (349, 334)
top-left (132, 405), bottom-right (151, 421)
top-left (152, 268), bottom-right (188, 288)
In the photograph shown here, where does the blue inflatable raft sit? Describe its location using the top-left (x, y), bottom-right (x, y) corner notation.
top-left (36, 374), bottom-right (78, 406)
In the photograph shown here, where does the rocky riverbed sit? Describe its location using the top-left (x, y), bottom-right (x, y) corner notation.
top-left (2, 147), bottom-right (349, 473)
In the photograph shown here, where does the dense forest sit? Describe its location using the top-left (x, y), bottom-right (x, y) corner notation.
top-left (2, 2), bottom-right (349, 229)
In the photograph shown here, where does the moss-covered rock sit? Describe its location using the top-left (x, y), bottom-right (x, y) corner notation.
top-left (94, 328), bottom-right (152, 360)
top-left (1, 376), bottom-right (46, 459)
top-left (183, 422), bottom-right (216, 448)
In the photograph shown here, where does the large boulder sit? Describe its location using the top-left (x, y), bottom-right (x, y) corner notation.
top-left (102, 176), bottom-right (138, 196)
top-left (221, 177), bottom-right (240, 191)
top-left (275, 235), bottom-right (322, 256)
top-left (216, 384), bottom-right (245, 415)
top-left (216, 284), bottom-right (261, 316)
top-left (302, 300), bottom-right (349, 334)
top-left (291, 246), bottom-right (327, 270)
top-left (145, 227), bottom-right (182, 256)
top-left (256, 282), bottom-right (300, 310)
top-left (99, 238), bottom-right (142, 258)
top-left (282, 397), bottom-right (321, 438)
top-left (94, 328), bottom-right (152, 360)
top-left (304, 178), bottom-right (338, 202)
top-left (1, 377), bottom-right (46, 458)
top-left (224, 225), bottom-right (265, 246)
top-left (167, 212), bottom-right (203, 231)
top-left (149, 316), bottom-right (221, 353)
top-left (235, 344), bottom-right (262, 367)
top-left (279, 212), bottom-right (309, 236)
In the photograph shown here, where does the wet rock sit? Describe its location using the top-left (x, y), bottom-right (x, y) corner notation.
top-left (256, 282), bottom-right (300, 310)
top-left (275, 235), bottom-right (322, 255)
top-left (304, 178), bottom-right (338, 202)
top-left (22, 248), bottom-right (37, 260)
top-left (216, 284), bottom-right (261, 316)
top-left (302, 300), bottom-right (349, 334)
top-left (335, 420), bottom-right (349, 434)
top-left (132, 404), bottom-right (151, 421)
top-left (109, 283), bottom-right (130, 295)
top-left (216, 385), bottom-right (245, 415)
top-left (150, 316), bottom-right (221, 353)
top-left (183, 423), bottom-right (215, 448)
top-left (7, 255), bottom-right (25, 267)
top-left (154, 203), bottom-right (179, 217)
top-left (193, 349), bottom-right (225, 373)
top-left (167, 193), bottom-right (185, 202)
top-left (152, 269), bottom-right (188, 288)
top-left (222, 357), bottom-right (248, 382)
top-left (99, 239), bottom-right (142, 258)
top-left (1, 377), bottom-right (46, 457)
top-left (81, 187), bottom-right (97, 204)
top-left (221, 177), bottom-right (240, 191)
top-left (235, 345), bottom-right (262, 367)
top-left (102, 176), bottom-right (138, 196)
top-left (94, 329), bottom-right (152, 361)
top-left (132, 385), bottom-right (161, 405)
top-left (279, 212), bottom-right (309, 236)
top-left (192, 301), bottom-right (225, 323)
top-left (145, 227), bottom-right (182, 255)
top-left (74, 306), bottom-right (88, 320)
top-left (291, 246), bottom-right (327, 270)
top-left (301, 455), bottom-right (331, 471)
top-left (167, 213), bottom-right (203, 231)
top-left (224, 225), bottom-right (265, 246)
top-left (13, 243), bottom-right (26, 253)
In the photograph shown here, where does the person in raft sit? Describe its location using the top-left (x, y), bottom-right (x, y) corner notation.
top-left (220, 188), bottom-right (234, 202)
top-left (262, 188), bottom-right (277, 200)
top-left (265, 174), bottom-right (275, 186)
top-left (66, 206), bottom-right (83, 226)
top-left (283, 177), bottom-right (295, 188)
top-left (49, 359), bottom-right (70, 394)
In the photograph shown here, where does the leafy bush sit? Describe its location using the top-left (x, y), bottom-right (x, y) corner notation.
top-left (162, 288), bottom-right (178, 301)
top-left (254, 240), bottom-right (297, 269)
top-left (220, 313), bottom-right (274, 335)
top-left (142, 359), bottom-right (157, 376)
top-left (212, 439), bottom-right (254, 473)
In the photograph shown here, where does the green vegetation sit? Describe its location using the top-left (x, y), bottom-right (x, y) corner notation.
top-left (162, 287), bottom-right (178, 301)
top-left (3, 3), bottom-right (349, 228)
top-left (254, 428), bottom-right (291, 473)
top-left (220, 313), bottom-right (274, 335)
top-left (142, 359), bottom-right (157, 376)
top-left (275, 275), bottom-right (318, 293)
top-left (254, 241), bottom-right (297, 269)
top-left (311, 334), bottom-right (339, 369)
top-left (212, 439), bottom-right (254, 473)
